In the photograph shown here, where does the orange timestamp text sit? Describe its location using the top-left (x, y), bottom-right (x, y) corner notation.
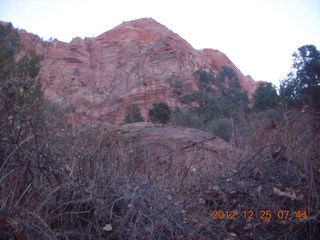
top-left (211, 210), bottom-right (307, 220)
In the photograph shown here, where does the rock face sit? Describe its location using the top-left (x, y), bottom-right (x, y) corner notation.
top-left (18, 18), bottom-right (258, 124)
top-left (106, 122), bottom-right (237, 186)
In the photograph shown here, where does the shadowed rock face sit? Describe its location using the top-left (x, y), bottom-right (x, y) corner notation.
top-left (18, 18), bottom-right (258, 124)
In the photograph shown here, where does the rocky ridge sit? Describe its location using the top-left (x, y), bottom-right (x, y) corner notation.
top-left (17, 18), bottom-right (258, 124)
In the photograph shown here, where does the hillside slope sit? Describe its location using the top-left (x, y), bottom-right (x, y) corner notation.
top-left (17, 18), bottom-right (258, 124)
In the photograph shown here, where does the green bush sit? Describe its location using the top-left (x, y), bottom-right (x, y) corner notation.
top-left (207, 117), bottom-right (232, 142)
top-left (256, 108), bottom-right (283, 120)
top-left (124, 104), bottom-right (145, 124)
top-left (148, 101), bottom-right (171, 124)
top-left (171, 107), bottom-right (205, 130)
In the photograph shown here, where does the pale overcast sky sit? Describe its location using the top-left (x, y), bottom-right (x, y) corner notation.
top-left (1, 0), bottom-right (319, 86)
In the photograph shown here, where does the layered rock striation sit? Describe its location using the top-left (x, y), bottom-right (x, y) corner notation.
top-left (18, 18), bottom-right (258, 124)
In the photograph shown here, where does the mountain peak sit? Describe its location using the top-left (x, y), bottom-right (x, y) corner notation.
top-left (16, 19), bottom-right (258, 124)
top-left (116, 18), bottom-right (163, 29)
top-left (96, 17), bottom-right (176, 44)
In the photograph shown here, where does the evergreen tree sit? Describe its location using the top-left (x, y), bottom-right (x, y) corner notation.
top-left (178, 67), bottom-right (248, 121)
top-left (253, 82), bottom-right (280, 111)
top-left (148, 102), bottom-right (171, 124)
top-left (124, 104), bottom-right (145, 123)
top-left (280, 45), bottom-right (320, 112)
top-left (174, 67), bottom-right (249, 141)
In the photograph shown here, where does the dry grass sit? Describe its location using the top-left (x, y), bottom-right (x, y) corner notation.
top-left (0, 111), bottom-right (319, 239)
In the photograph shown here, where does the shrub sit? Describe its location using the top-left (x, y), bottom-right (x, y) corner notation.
top-left (207, 117), bottom-right (232, 142)
top-left (171, 107), bottom-right (205, 130)
top-left (148, 101), bottom-right (171, 124)
top-left (171, 80), bottom-right (183, 96)
top-left (0, 22), bottom-right (45, 159)
top-left (253, 82), bottom-right (280, 111)
top-left (0, 22), bottom-right (64, 239)
top-left (123, 104), bottom-right (144, 124)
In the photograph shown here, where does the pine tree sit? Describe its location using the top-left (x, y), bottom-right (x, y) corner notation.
top-left (280, 45), bottom-right (320, 112)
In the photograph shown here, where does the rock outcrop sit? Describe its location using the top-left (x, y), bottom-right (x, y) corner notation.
top-left (17, 18), bottom-right (258, 124)
top-left (86, 122), bottom-right (238, 186)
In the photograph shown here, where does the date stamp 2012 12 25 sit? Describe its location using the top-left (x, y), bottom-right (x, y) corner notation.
top-left (211, 210), bottom-right (307, 220)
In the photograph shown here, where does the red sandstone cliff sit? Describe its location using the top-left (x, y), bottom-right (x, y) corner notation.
top-left (17, 18), bottom-right (258, 124)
